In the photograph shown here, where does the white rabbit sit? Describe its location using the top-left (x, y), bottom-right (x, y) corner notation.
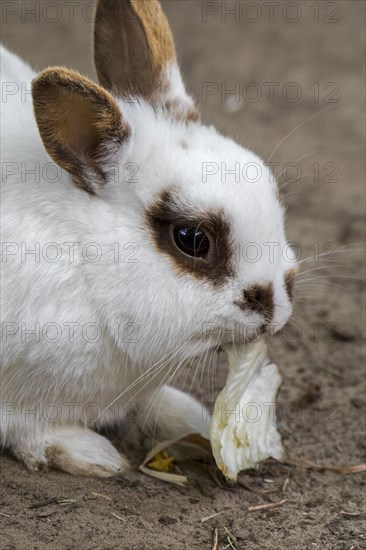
top-left (0, 0), bottom-right (297, 477)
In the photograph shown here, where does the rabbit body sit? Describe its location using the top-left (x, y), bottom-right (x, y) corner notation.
top-left (0, 0), bottom-right (295, 476)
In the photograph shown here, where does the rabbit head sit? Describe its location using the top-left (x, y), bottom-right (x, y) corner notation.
top-left (31, 0), bottom-right (296, 366)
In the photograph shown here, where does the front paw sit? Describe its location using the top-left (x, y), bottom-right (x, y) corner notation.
top-left (13, 426), bottom-right (128, 478)
top-left (44, 426), bottom-right (129, 478)
top-left (137, 386), bottom-right (211, 461)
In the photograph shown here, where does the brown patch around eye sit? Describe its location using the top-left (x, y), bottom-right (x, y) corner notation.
top-left (145, 190), bottom-right (235, 286)
top-left (235, 283), bottom-right (274, 321)
top-left (284, 268), bottom-right (297, 300)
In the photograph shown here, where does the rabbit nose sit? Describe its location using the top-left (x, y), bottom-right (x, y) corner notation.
top-left (234, 283), bottom-right (274, 321)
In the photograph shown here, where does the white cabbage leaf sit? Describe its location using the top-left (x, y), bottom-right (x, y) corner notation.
top-left (209, 338), bottom-right (284, 481)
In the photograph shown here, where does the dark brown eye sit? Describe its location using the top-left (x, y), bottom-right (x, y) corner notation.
top-left (172, 225), bottom-right (210, 258)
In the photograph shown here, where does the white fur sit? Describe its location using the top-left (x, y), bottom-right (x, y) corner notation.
top-left (0, 43), bottom-right (295, 476)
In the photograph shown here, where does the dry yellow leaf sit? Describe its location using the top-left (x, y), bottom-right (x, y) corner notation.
top-left (147, 451), bottom-right (175, 472)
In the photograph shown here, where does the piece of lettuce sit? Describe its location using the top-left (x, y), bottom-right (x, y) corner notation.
top-left (209, 339), bottom-right (284, 481)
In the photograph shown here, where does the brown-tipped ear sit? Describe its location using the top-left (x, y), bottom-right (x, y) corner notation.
top-left (32, 67), bottom-right (131, 193)
top-left (94, 0), bottom-right (198, 121)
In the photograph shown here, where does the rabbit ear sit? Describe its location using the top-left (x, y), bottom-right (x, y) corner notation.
top-left (94, 0), bottom-right (198, 121)
top-left (32, 67), bottom-right (131, 193)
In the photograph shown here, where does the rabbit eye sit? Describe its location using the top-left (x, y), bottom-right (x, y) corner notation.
top-left (146, 189), bottom-right (235, 284)
top-left (172, 225), bottom-right (210, 258)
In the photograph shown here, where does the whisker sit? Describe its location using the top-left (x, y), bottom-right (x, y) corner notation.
top-left (296, 275), bottom-right (365, 285)
top-left (98, 335), bottom-right (195, 419)
top-left (141, 351), bottom-right (188, 441)
top-left (282, 191), bottom-right (309, 200)
top-left (268, 101), bottom-right (347, 162)
top-left (188, 334), bottom-right (219, 400)
top-left (297, 264), bottom-right (348, 278)
top-left (299, 244), bottom-right (365, 265)
top-left (279, 172), bottom-right (312, 190)
top-left (275, 150), bottom-right (324, 182)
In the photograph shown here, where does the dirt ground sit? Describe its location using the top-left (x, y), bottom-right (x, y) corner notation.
top-left (1, 1), bottom-right (365, 549)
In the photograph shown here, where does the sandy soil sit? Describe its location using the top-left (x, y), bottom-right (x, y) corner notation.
top-left (1, 1), bottom-right (365, 549)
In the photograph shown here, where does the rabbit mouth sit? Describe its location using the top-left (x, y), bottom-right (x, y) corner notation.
top-left (216, 326), bottom-right (267, 349)
top-left (208, 332), bottom-right (263, 354)
top-left (190, 322), bottom-right (266, 358)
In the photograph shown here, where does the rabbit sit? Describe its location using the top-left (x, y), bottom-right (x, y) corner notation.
top-left (0, 0), bottom-right (297, 477)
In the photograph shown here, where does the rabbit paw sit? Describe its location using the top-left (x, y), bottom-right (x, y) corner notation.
top-left (44, 426), bottom-right (128, 477)
top-left (136, 386), bottom-right (211, 460)
top-left (14, 426), bottom-right (128, 478)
